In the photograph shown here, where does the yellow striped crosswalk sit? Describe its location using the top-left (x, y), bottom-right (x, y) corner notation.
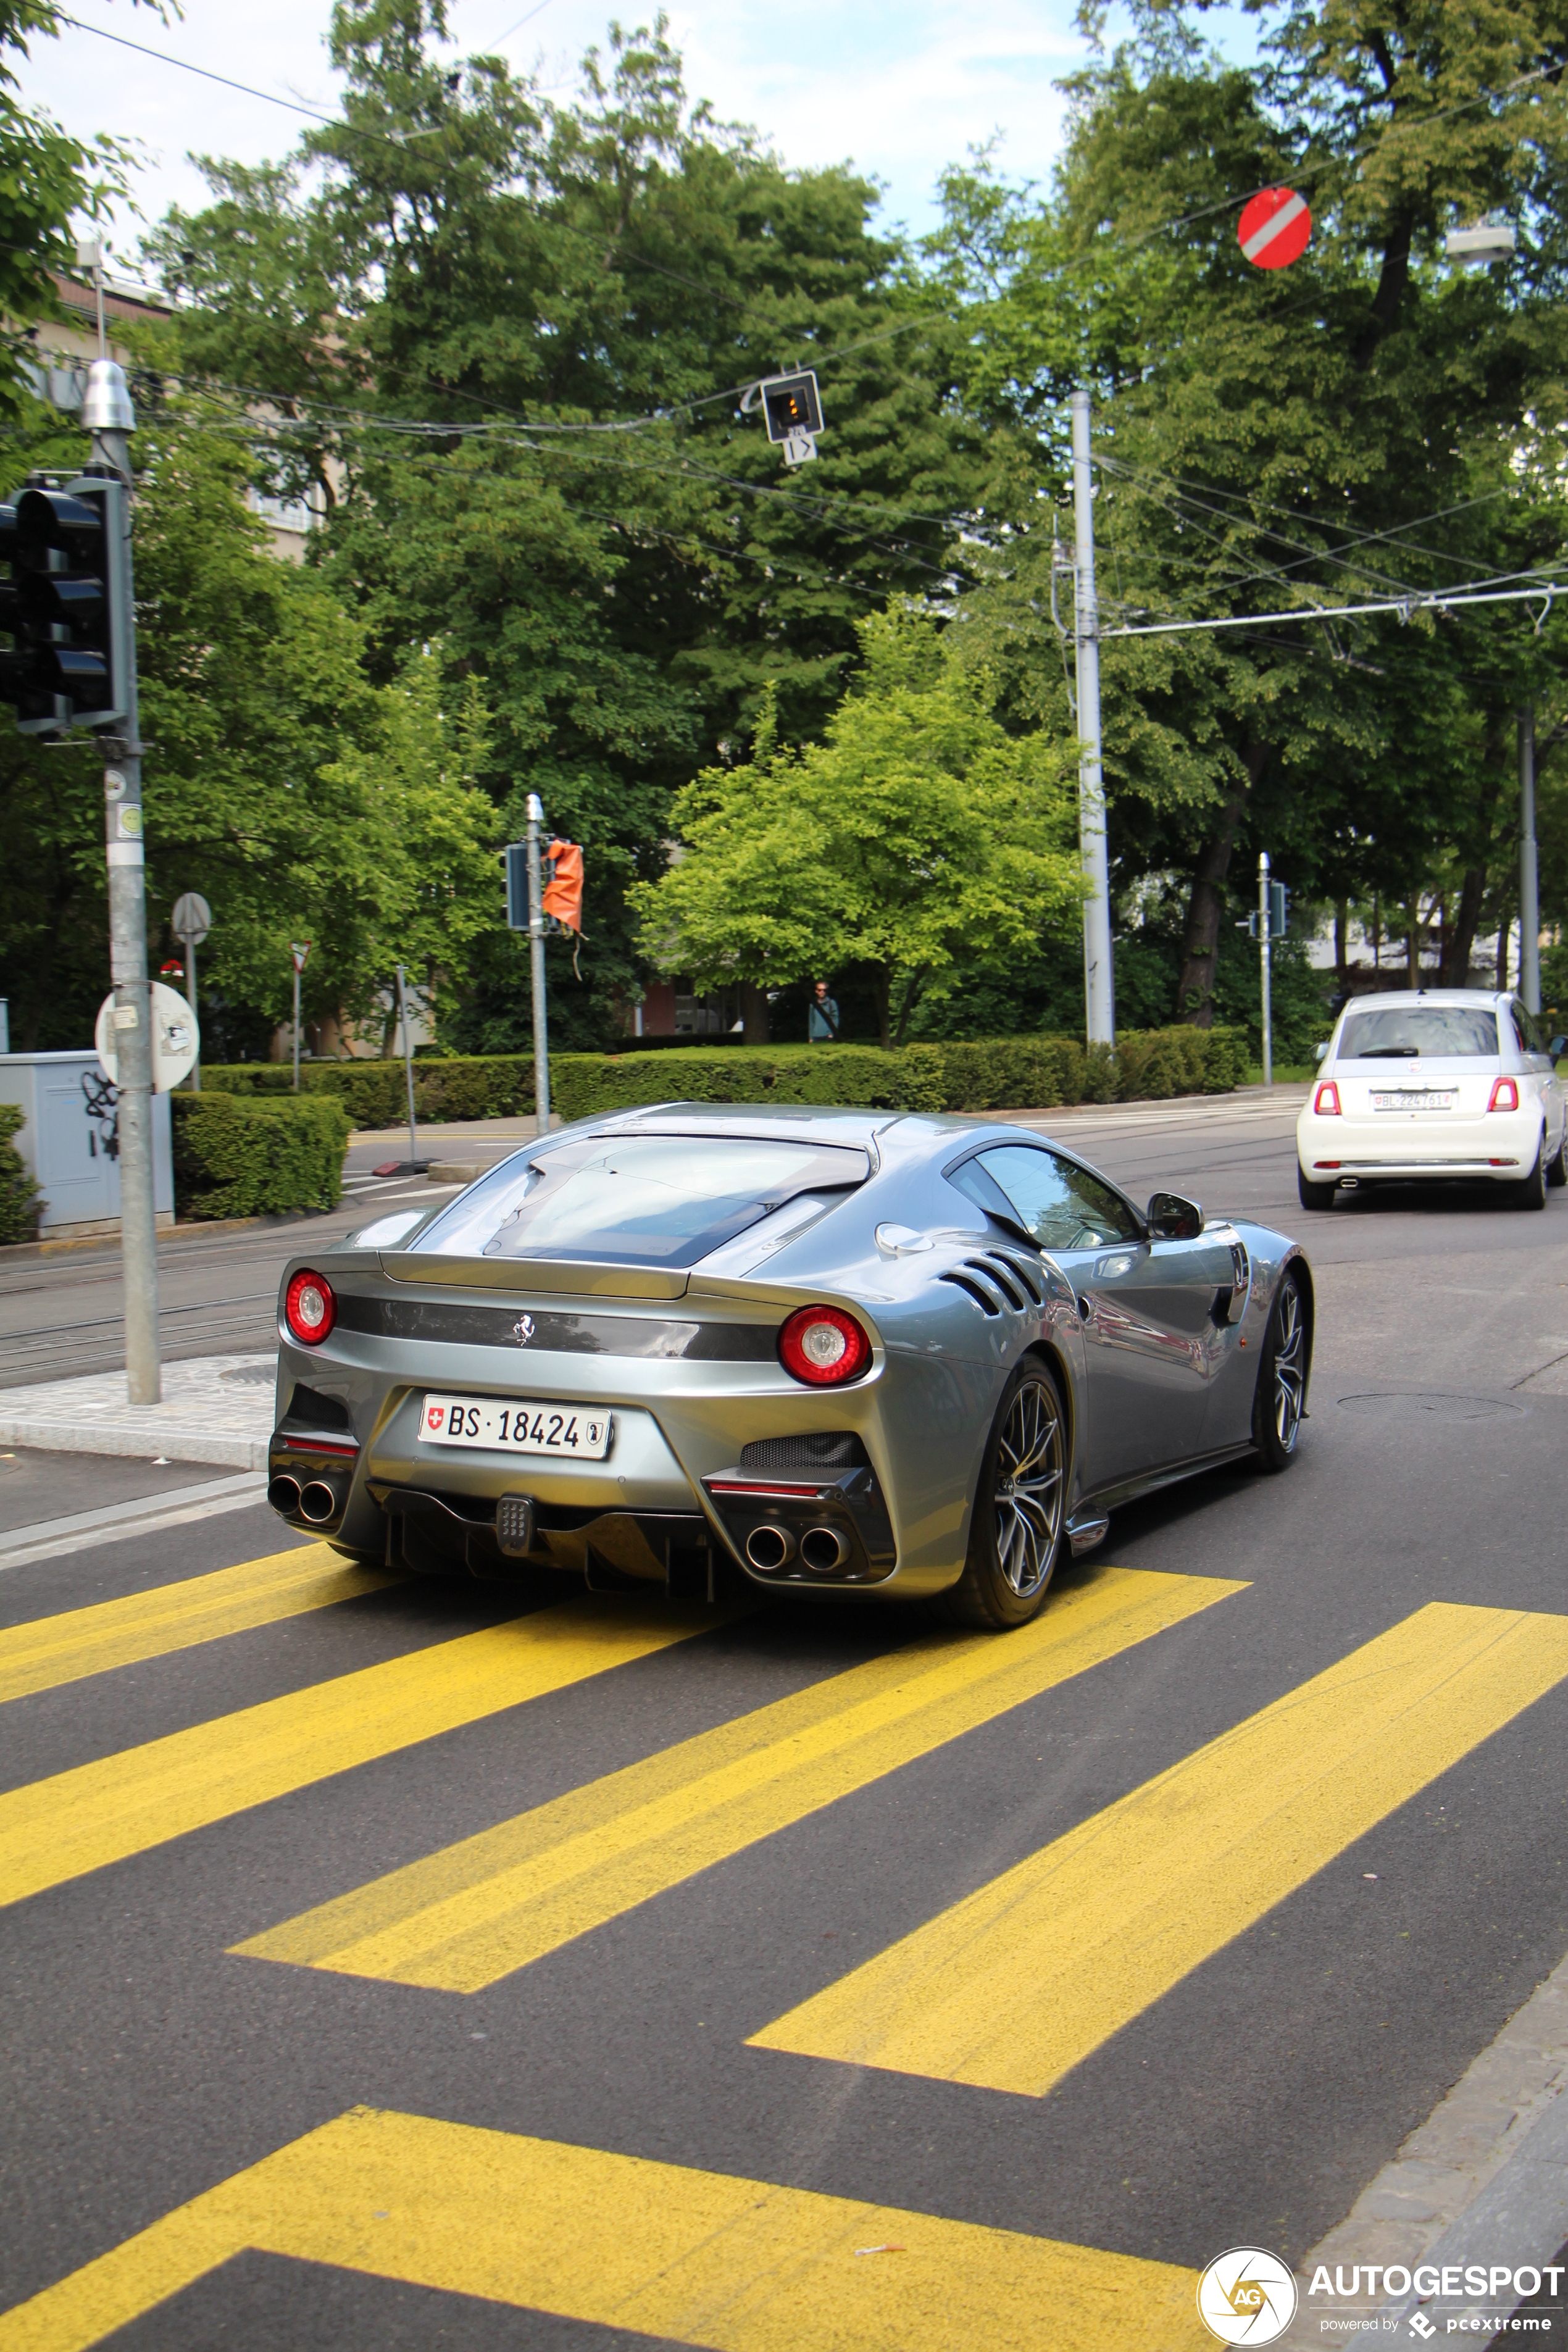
top-left (0, 1598), bottom-right (727, 1911)
top-left (0, 1545), bottom-right (391, 1707)
top-left (232, 1564), bottom-right (1241, 1990)
top-left (749, 1600), bottom-right (1568, 2096)
top-left (0, 2105), bottom-right (1209, 2352)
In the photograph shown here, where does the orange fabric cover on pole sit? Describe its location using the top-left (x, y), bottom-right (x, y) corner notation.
top-left (541, 841), bottom-right (584, 932)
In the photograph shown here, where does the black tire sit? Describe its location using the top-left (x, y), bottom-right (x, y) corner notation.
top-left (1512, 1140), bottom-right (1549, 1211)
top-left (1296, 1166), bottom-right (1337, 1211)
top-left (1548, 1128), bottom-right (1567, 1189)
top-left (940, 1357), bottom-right (1070, 1630)
top-left (1252, 1269), bottom-right (1309, 1472)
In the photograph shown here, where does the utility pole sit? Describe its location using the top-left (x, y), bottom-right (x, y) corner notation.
top-left (526, 791), bottom-right (551, 1133)
top-left (1258, 850), bottom-right (1274, 1088)
top-left (86, 358), bottom-right (161, 1406)
top-left (1070, 390), bottom-right (1114, 1045)
top-left (1519, 707), bottom-right (1541, 1016)
top-left (290, 941), bottom-right (310, 1090)
top-left (395, 963), bottom-right (419, 1170)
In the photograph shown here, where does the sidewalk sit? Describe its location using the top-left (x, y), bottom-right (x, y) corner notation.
top-left (0, 1353), bottom-right (277, 1470)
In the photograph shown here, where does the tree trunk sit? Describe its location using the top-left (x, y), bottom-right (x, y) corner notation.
top-left (893, 969), bottom-right (929, 1049)
top-left (741, 983), bottom-right (770, 1046)
top-left (1174, 744), bottom-right (1269, 1027)
top-left (1335, 900), bottom-right (1348, 986)
top-left (871, 965), bottom-right (892, 1052)
top-left (1406, 903), bottom-right (1419, 985)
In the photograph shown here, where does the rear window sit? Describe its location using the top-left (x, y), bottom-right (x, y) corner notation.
top-left (409, 1134), bottom-right (869, 1267)
top-left (1338, 1006), bottom-right (1499, 1060)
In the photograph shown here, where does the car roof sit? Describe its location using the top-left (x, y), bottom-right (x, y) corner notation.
top-left (1338, 989), bottom-right (1509, 1011)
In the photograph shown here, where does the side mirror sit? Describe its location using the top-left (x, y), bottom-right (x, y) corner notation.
top-left (1147, 1190), bottom-right (1204, 1240)
top-left (1313, 1041), bottom-right (1330, 1064)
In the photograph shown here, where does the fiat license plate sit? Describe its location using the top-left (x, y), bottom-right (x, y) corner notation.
top-left (1371, 1091), bottom-right (1455, 1111)
top-left (419, 1394), bottom-right (613, 1458)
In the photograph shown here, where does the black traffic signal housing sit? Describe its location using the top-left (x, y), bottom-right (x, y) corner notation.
top-left (759, 370), bottom-right (823, 443)
top-left (504, 841), bottom-right (528, 929)
top-left (0, 469), bottom-right (129, 735)
top-left (1270, 881), bottom-right (1289, 936)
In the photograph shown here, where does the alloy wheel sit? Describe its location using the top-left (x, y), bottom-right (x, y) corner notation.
top-left (993, 1375), bottom-right (1066, 1598)
top-left (1272, 1280), bottom-right (1306, 1453)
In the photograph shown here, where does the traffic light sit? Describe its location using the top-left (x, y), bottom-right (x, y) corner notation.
top-left (0, 470), bottom-right (128, 735)
top-left (541, 839), bottom-right (584, 932)
top-left (759, 370), bottom-right (823, 442)
top-left (1270, 881), bottom-right (1289, 936)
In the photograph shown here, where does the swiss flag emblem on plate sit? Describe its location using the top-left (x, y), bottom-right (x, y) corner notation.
top-left (426, 1406), bottom-right (444, 1430)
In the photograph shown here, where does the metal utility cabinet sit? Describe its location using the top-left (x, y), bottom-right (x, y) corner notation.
top-left (0, 1051), bottom-right (173, 1240)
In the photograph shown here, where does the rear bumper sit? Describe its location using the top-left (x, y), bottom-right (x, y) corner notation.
top-left (1297, 1107), bottom-right (1539, 1178)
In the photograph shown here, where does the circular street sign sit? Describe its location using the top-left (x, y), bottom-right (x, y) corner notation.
top-left (1237, 186), bottom-right (1312, 270)
top-left (171, 891), bottom-right (212, 946)
top-left (94, 982), bottom-right (201, 1092)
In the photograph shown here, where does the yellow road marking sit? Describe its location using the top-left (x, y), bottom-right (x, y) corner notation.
top-left (0, 1546), bottom-right (392, 1707)
top-left (0, 1599), bottom-right (724, 1911)
top-left (751, 1601), bottom-right (1568, 2096)
top-left (235, 1565), bottom-right (1240, 1991)
top-left (0, 2106), bottom-right (1209, 2352)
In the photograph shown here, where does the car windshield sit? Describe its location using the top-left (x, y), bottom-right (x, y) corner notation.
top-left (1338, 1006), bottom-right (1499, 1060)
top-left (408, 1134), bottom-right (869, 1266)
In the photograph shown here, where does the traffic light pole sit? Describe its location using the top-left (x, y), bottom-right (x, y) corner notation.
top-left (1258, 851), bottom-right (1274, 1088)
top-left (1070, 390), bottom-right (1115, 1046)
top-left (86, 362), bottom-right (161, 1405)
top-left (526, 793), bottom-right (551, 1133)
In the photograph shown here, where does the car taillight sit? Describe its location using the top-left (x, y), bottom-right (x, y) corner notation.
top-left (777, 1304), bottom-right (872, 1386)
top-left (284, 1269), bottom-right (336, 1345)
top-left (1488, 1077), bottom-right (1519, 1112)
top-left (1314, 1082), bottom-right (1341, 1116)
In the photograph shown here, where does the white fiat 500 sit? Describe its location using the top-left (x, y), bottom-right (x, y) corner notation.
top-left (1296, 989), bottom-right (1568, 1211)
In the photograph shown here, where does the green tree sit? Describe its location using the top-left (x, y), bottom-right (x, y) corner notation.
top-left (927, 0), bottom-right (1568, 1021)
top-left (631, 609), bottom-right (1085, 1048)
top-left (0, 0), bottom-right (128, 414)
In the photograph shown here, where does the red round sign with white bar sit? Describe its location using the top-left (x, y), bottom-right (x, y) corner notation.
top-left (1237, 186), bottom-right (1311, 270)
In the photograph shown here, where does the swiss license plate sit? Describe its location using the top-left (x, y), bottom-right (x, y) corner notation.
top-left (419, 1393), bottom-right (613, 1458)
top-left (1371, 1091), bottom-right (1455, 1111)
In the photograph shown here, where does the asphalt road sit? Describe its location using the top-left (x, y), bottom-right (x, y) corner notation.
top-left (1, 1090), bottom-right (1567, 2348)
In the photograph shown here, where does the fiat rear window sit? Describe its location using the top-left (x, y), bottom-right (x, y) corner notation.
top-left (409, 1135), bottom-right (869, 1266)
top-left (1338, 1006), bottom-right (1499, 1059)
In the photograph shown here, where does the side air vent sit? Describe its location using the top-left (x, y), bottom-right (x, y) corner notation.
top-left (940, 1269), bottom-right (1003, 1317)
top-left (987, 1249), bottom-right (1043, 1304)
top-left (1228, 1241), bottom-right (1249, 1289)
top-left (740, 1432), bottom-right (870, 1470)
top-left (974, 1254), bottom-right (1028, 1310)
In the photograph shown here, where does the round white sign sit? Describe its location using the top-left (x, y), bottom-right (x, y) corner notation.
top-left (94, 983), bottom-right (201, 1092)
top-left (1196, 2248), bottom-right (1298, 2345)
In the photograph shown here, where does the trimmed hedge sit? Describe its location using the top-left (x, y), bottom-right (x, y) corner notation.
top-left (201, 1027), bottom-right (1248, 1127)
top-left (0, 1104), bottom-right (41, 1245)
top-left (172, 1091), bottom-right (352, 1220)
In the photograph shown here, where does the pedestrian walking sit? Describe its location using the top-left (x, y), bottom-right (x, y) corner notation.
top-left (808, 980), bottom-right (840, 1043)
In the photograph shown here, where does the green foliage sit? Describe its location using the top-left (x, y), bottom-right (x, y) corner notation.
top-left (632, 610), bottom-right (1085, 1048)
top-left (0, 391), bottom-right (501, 1053)
top-left (203, 1024), bottom-right (1245, 1125)
top-left (0, 0), bottom-right (128, 415)
top-left (172, 1091), bottom-right (351, 1220)
top-left (0, 1101), bottom-right (40, 1243)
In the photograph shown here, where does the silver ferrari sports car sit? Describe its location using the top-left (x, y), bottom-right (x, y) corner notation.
top-left (266, 1104), bottom-right (1313, 1628)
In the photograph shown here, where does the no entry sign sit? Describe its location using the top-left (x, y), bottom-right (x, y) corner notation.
top-left (1238, 186), bottom-right (1311, 270)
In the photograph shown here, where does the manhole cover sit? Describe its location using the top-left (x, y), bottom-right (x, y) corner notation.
top-left (220, 1364), bottom-right (275, 1388)
top-left (1337, 1391), bottom-right (1524, 1424)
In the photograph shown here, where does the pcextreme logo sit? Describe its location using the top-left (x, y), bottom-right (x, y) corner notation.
top-left (1198, 2246), bottom-right (1299, 2344)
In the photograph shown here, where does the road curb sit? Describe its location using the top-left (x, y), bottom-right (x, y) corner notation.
top-left (0, 1415), bottom-right (266, 1470)
top-left (1282, 1948), bottom-right (1568, 2346)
